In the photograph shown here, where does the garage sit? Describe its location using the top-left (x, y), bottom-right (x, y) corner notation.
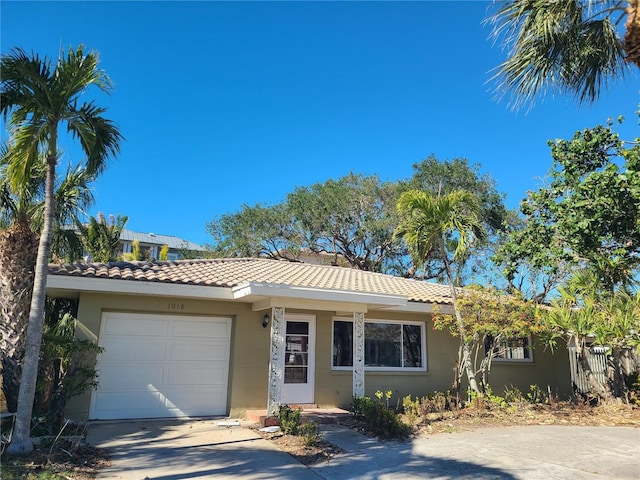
top-left (90, 312), bottom-right (232, 420)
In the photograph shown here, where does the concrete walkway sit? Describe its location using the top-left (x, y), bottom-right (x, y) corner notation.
top-left (87, 419), bottom-right (640, 479)
top-left (87, 419), bottom-right (320, 479)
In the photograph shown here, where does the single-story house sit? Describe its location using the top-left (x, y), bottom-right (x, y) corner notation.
top-left (46, 257), bottom-right (571, 421)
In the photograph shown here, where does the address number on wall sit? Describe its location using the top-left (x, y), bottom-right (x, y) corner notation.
top-left (167, 302), bottom-right (185, 310)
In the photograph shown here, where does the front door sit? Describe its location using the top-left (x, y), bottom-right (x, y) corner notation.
top-left (281, 314), bottom-right (315, 405)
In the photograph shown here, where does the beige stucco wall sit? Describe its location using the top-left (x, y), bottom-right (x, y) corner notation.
top-left (67, 292), bottom-right (572, 421)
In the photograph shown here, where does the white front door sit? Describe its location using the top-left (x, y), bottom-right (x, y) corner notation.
top-left (281, 314), bottom-right (315, 405)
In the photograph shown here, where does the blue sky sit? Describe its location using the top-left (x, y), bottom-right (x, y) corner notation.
top-left (2, 1), bottom-right (638, 246)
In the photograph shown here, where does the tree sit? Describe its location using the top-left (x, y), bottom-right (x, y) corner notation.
top-left (494, 119), bottom-right (640, 300)
top-left (432, 285), bottom-right (540, 394)
top-left (396, 190), bottom-right (485, 396)
top-left (541, 270), bottom-right (640, 402)
top-left (206, 163), bottom-right (514, 280)
top-left (0, 150), bottom-right (94, 413)
top-left (488, 0), bottom-right (637, 109)
top-left (406, 156), bottom-right (516, 284)
top-left (1, 45), bottom-right (122, 454)
top-left (77, 212), bottom-right (128, 262)
top-left (207, 173), bottom-right (405, 272)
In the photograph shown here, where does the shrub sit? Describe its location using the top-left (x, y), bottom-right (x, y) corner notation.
top-left (351, 395), bottom-right (409, 440)
top-left (299, 420), bottom-right (321, 446)
top-left (278, 405), bottom-right (302, 435)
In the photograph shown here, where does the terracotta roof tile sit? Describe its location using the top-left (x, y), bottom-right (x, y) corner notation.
top-left (48, 257), bottom-right (453, 305)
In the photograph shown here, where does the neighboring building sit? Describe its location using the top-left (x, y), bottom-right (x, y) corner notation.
top-left (46, 258), bottom-right (571, 421)
top-left (117, 229), bottom-right (206, 261)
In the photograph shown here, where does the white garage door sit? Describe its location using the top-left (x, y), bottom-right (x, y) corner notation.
top-left (90, 312), bottom-right (232, 420)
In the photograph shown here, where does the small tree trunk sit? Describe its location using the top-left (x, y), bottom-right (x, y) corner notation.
top-left (442, 249), bottom-right (480, 394)
top-left (624, 0), bottom-right (640, 68)
top-left (7, 145), bottom-right (57, 455)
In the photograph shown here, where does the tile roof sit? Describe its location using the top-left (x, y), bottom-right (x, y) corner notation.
top-left (48, 257), bottom-right (453, 305)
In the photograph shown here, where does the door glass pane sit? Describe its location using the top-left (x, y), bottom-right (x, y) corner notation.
top-left (286, 321), bottom-right (309, 335)
top-left (285, 321), bottom-right (309, 384)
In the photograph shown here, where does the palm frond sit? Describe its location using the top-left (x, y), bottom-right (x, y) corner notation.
top-left (488, 0), bottom-right (629, 109)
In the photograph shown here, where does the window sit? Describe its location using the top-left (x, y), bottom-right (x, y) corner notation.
top-left (332, 318), bottom-right (426, 371)
top-left (487, 335), bottom-right (532, 362)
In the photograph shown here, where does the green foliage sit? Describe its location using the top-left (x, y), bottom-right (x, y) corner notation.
top-left (77, 212), bottom-right (128, 262)
top-left (350, 395), bottom-right (410, 439)
top-left (539, 271), bottom-right (640, 401)
top-left (495, 119), bottom-right (640, 299)
top-left (122, 239), bottom-right (149, 261)
top-left (34, 298), bottom-right (102, 435)
top-left (468, 387), bottom-right (508, 409)
top-left (433, 285), bottom-right (541, 393)
top-left (299, 420), bottom-right (321, 447)
top-left (159, 244), bottom-right (169, 261)
top-left (207, 159), bottom-right (515, 280)
top-left (488, 0), bottom-right (630, 109)
top-left (0, 152), bottom-right (95, 262)
top-left (277, 405), bottom-right (302, 435)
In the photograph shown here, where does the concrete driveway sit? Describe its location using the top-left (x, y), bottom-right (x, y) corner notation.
top-left (87, 420), bottom-right (640, 479)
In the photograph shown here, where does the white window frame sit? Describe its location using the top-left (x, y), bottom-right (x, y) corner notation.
top-left (491, 335), bottom-right (534, 363)
top-left (331, 317), bottom-right (427, 372)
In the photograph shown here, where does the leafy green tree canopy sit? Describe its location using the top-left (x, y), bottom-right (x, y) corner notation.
top-left (495, 118), bottom-right (640, 297)
top-left (207, 158), bottom-right (515, 280)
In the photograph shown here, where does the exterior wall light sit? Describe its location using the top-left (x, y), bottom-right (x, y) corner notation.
top-left (262, 313), bottom-right (270, 328)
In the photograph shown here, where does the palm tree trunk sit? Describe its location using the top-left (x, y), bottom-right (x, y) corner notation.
top-left (442, 247), bottom-right (480, 395)
top-left (0, 221), bottom-right (38, 412)
top-left (624, 0), bottom-right (640, 67)
top-left (7, 142), bottom-right (56, 454)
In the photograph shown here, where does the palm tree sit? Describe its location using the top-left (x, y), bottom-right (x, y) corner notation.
top-left (0, 149), bottom-right (95, 413)
top-left (488, 0), bottom-right (636, 109)
top-left (396, 190), bottom-right (485, 396)
top-left (77, 212), bottom-right (128, 262)
top-left (1, 45), bottom-right (122, 454)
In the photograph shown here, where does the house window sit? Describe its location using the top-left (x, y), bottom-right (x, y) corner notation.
top-left (487, 335), bottom-right (533, 362)
top-left (332, 318), bottom-right (426, 371)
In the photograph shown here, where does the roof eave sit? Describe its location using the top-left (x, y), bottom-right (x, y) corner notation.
top-left (46, 275), bottom-right (234, 300)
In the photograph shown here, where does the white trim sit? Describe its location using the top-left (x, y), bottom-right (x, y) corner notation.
top-left (233, 282), bottom-right (407, 307)
top-left (331, 317), bottom-right (427, 372)
top-left (491, 335), bottom-right (534, 363)
top-left (46, 275), bottom-right (234, 300)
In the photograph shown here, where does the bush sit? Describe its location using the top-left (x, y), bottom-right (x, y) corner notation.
top-left (351, 395), bottom-right (409, 440)
top-left (299, 420), bottom-right (321, 446)
top-left (278, 405), bottom-right (302, 435)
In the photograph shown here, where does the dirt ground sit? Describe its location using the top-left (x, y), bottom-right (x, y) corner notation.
top-left (259, 402), bottom-right (640, 466)
top-left (2, 402), bottom-right (639, 477)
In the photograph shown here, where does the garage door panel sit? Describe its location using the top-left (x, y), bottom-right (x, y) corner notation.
top-left (98, 364), bottom-right (164, 387)
top-left (160, 387), bottom-right (227, 416)
top-left (100, 339), bottom-right (166, 362)
top-left (102, 314), bottom-right (168, 336)
top-left (166, 364), bottom-right (228, 385)
top-left (169, 343), bottom-right (228, 362)
top-left (92, 390), bottom-right (163, 415)
top-left (170, 319), bottom-right (229, 338)
top-left (91, 313), bottom-right (231, 420)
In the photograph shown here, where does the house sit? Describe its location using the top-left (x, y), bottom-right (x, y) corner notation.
top-left (46, 258), bottom-right (571, 421)
top-left (117, 229), bottom-right (206, 261)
